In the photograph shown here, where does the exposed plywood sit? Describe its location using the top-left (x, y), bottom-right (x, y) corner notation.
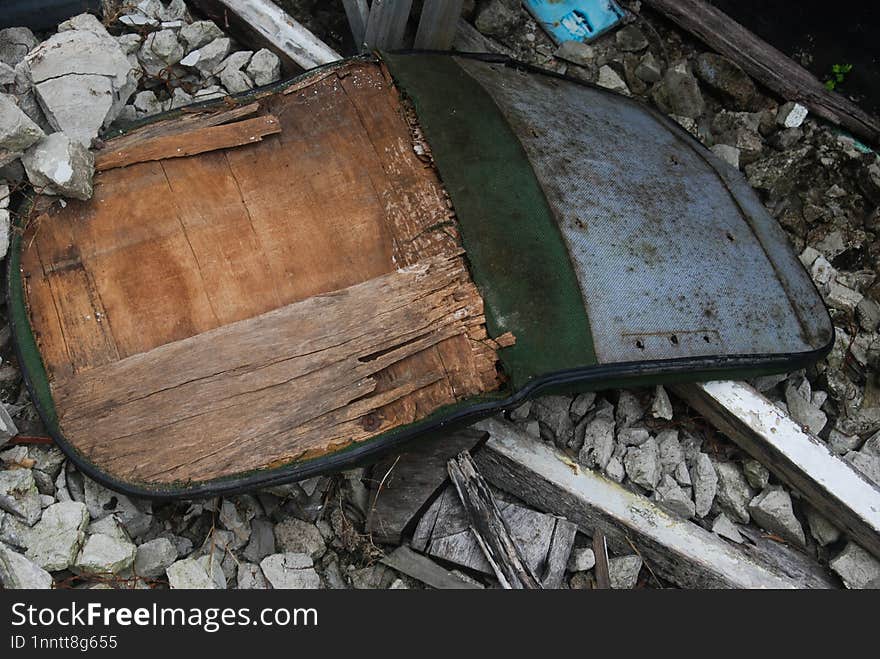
top-left (20, 60), bottom-right (504, 486)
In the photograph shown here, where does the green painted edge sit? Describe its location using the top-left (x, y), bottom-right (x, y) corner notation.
top-left (382, 52), bottom-right (598, 390)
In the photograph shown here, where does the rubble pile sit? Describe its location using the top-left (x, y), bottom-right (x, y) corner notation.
top-left (1, 1), bottom-right (880, 589)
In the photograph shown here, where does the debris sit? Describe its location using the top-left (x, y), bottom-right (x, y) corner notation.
top-left (25, 501), bottom-right (88, 571)
top-left (0, 468), bottom-right (41, 525)
top-left (830, 542), bottom-right (880, 589)
top-left (597, 65), bottom-right (629, 95)
top-left (673, 381), bottom-right (880, 560)
top-left (624, 438), bottom-right (661, 490)
top-left (166, 557), bottom-right (224, 589)
top-left (805, 507), bottom-right (841, 547)
top-left (711, 144), bottom-right (741, 169)
top-left (577, 400), bottom-right (615, 469)
top-left (567, 546), bottom-right (596, 572)
top-left (237, 562), bottom-right (268, 589)
top-left (447, 451), bottom-right (542, 589)
top-left (366, 429), bottom-right (484, 545)
top-left (713, 460), bottom-right (754, 524)
top-left (179, 37), bottom-right (231, 77)
top-left (742, 458), bottom-right (770, 491)
top-left (554, 40), bottom-right (596, 68)
top-left (215, 0), bottom-right (340, 70)
top-left (473, 418), bottom-right (809, 588)
top-left (616, 25), bottom-right (648, 53)
top-left (693, 52), bottom-right (756, 110)
top-left (523, 0), bottom-right (625, 44)
top-left (651, 385), bottom-right (674, 420)
top-left (711, 513), bottom-right (744, 543)
top-left (475, 0), bottom-right (524, 41)
top-left (0, 93), bottom-right (44, 154)
top-left (608, 554), bottom-right (642, 589)
top-left (689, 452), bottom-right (717, 518)
top-left (133, 538), bottom-right (178, 578)
top-left (533, 395), bottom-right (575, 447)
top-left (655, 474), bottom-right (696, 519)
top-left (245, 48), bottom-right (282, 87)
top-left (180, 20), bottom-right (226, 51)
top-left (381, 545), bottom-right (484, 589)
top-left (218, 50), bottom-right (254, 94)
top-left (73, 533), bottom-right (137, 576)
top-left (259, 553), bottom-right (322, 589)
top-left (242, 519), bottom-right (275, 564)
top-left (748, 486), bottom-right (806, 547)
top-left (25, 19), bottom-right (138, 146)
top-left (274, 518), bottom-right (326, 561)
top-left (21, 132), bottom-right (94, 200)
top-left (777, 101), bottom-right (809, 129)
top-left (652, 65), bottom-right (705, 119)
top-left (0, 542), bottom-right (52, 589)
top-left (657, 430), bottom-right (683, 474)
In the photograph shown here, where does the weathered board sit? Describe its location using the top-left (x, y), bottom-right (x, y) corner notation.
top-left (20, 60), bottom-right (503, 488)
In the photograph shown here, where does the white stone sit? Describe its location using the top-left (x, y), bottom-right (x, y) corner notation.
top-left (655, 474), bottom-right (696, 518)
top-left (260, 553), bottom-right (322, 589)
top-left (624, 438), bottom-right (660, 490)
top-left (22, 133), bottom-right (94, 201)
top-left (246, 49), bottom-right (282, 87)
top-left (73, 533), bottom-right (136, 575)
top-left (58, 13), bottom-right (107, 34)
top-left (0, 542), bottom-right (52, 589)
top-left (805, 506), bottom-right (841, 546)
top-left (713, 460), bottom-right (753, 524)
top-left (0, 469), bottom-right (42, 526)
top-left (26, 501), bottom-right (89, 571)
top-left (690, 453), bottom-right (717, 518)
top-left (748, 487), bottom-right (805, 546)
top-left (597, 65), bottom-right (629, 95)
top-left (180, 38), bottom-right (231, 77)
top-left (166, 557), bottom-right (224, 589)
top-left (26, 28), bottom-right (138, 145)
top-left (237, 562), bottom-right (268, 589)
top-left (0, 92), bottom-right (45, 153)
top-left (134, 538), bottom-right (178, 578)
top-left (609, 555), bottom-right (642, 589)
top-left (777, 101), bottom-right (808, 129)
top-left (711, 512), bottom-right (745, 543)
top-left (274, 518), bottom-right (325, 560)
top-left (711, 143), bottom-right (741, 169)
top-left (567, 546), bottom-right (595, 572)
top-left (180, 20), bottom-right (225, 51)
top-left (651, 385), bottom-right (674, 420)
top-left (830, 542), bottom-right (880, 589)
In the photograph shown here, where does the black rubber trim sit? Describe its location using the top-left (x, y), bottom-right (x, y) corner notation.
top-left (6, 51), bottom-right (835, 500)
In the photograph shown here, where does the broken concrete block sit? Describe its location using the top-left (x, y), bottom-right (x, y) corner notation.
top-left (475, 0), bottom-right (523, 40)
top-left (777, 101), bottom-right (808, 128)
top-left (0, 469), bottom-right (42, 526)
top-left (0, 61), bottom-right (14, 85)
top-left (567, 546), bottom-right (595, 572)
top-left (139, 29), bottom-right (185, 73)
top-left (689, 453), bottom-right (717, 518)
top-left (0, 209), bottom-right (10, 260)
top-left (616, 25), bottom-right (648, 52)
top-left (748, 486), bottom-right (805, 546)
top-left (134, 537), bottom-right (178, 578)
top-left (73, 533), bottom-right (137, 575)
top-left (577, 401), bottom-right (615, 468)
top-left (22, 133), bottom-right (94, 200)
top-left (26, 501), bottom-right (89, 571)
top-left (711, 144), bottom-right (741, 169)
top-left (554, 40), bottom-right (595, 68)
top-left (830, 542), bottom-right (880, 589)
top-left (609, 554), bottom-right (642, 589)
top-left (652, 66), bottom-right (705, 119)
top-left (804, 506), bottom-right (841, 547)
top-left (166, 557), bottom-right (224, 589)
top-left (237, 562), bottom-right (268, 589)
top-left (26, 26), bottom-right (138, 145)
top-left (274, 518), bottom-right (326, 560)
top-left (0, 92), bottom-right (45, 153)
top-left (844, 451), bottom-right (880, 486)
top-left (657, 429), bottom-right (683, 474)
top-left (635, 51), bottom-right (662, 83)
top-left (260, 553), bottom-right (322, 589)
top-left (133, 90), bottom-right (163, 117)
top-left (713, 460), bottom-right (753, 524)
top-left (58, 12), bottom-right (106, 34)
top-left (711, 512), bottom-right (744, 543)
top-left (118, 13), bottom-right (159, 29)
top-left (597, 65), bottom-right (629, 95)
top-left (655, 474), bottom-right (696, 518)
top-left (180, 37), bottom-right (231, 77)
top-left (605, 456), bottom-right (625, 483)
top-left (827, 280), bottom-right (864, 314)
top-left (246, 48), bottom-right (282, 87)
top-left (180, 20), bottom-right (225, 51)
top-left (624, 438), bottom-right (660, 490)
top-left (0, 27), bottom-right (37, 68)
top-left (169, 87), bottom-right (193, 109)
top-left (651, 385), bottom-right (674, 420)
top-left (0, 542), bottom-right (53, 589)
top-left (784, 377), bottom-right (827, 435)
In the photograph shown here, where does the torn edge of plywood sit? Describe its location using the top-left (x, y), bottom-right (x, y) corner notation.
top-left (95, 115), bottom-right (282, 171)
top-left (51, 252), bottom-right (508, 484)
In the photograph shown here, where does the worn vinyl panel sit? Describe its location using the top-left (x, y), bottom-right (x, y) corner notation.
top-left (455, 57), bottom-right (832, 364)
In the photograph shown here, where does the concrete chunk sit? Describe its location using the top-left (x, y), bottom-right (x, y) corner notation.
top-left (22, 133), bottom-right (94, 200)
top-left (134, 538), bottom-right (178, 578)
top-left (0, 93), bottom-right (45, 153)
top-left (260, 553), bottom-right (322, 589)
top-left (0, 468), bottom-right (42, 526)
top-left (26, 501), bottom-right (89, 571)
top-left (0, 542), bottom-right (52, 589)
top-left (830, 542), bottom-right (880, 589)
top-left (73, 533), bottom-right (136, 575)
top-left (246, 49), bottom-right (282, 87)
top-left (748, 486), bottom-right (806, 546)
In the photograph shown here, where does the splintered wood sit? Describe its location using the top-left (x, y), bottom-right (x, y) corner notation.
top-left (20, 60), bottom-right (505, 486)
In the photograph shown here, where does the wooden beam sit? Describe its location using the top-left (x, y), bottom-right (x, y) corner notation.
top-left (95, 115), bottom-right (281, 171)
top-left (447, 451), bottom-right (543, 589)
top-left (473, 417), bottom-right (830, 589)
top-left (414, 0), bottom-right (464, 50)
top-left (215, 0), bottom-right (341, 69)
top-left (672, 381), bottom-right (880, 561)
top-left (381, 546), bottom-right (484, 589)
top-left (342, 0), bottom-right (370, 51)
top-left (364, 0), bottom-right (414, 50)
top-left (641, 0), bottom-right (880, 144)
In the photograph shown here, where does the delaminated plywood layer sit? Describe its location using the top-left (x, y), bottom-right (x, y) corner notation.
top-left (20, 60), bottom-right (504, 485)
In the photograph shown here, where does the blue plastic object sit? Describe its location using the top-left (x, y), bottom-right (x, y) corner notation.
top-left (523, 0), bottom-right (626, 44)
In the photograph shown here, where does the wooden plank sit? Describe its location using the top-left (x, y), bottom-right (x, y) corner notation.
top-left (215, 0), bottom-right (340, 69)
top-left (447, 451), bottom-right (543, 589)
top-left (366, 429), bottom-right (485, 544)
top-left (641, 0), bottom-right (880, 144)
top-left (472, 417), bottom-right (826, 588)
top-left (414, 0), bottom-right (464, 50)
top-left (364, 0), bottom-right (414, 50)
top-left (95, 116), bottom-right (281, 171)
top-left (381, 545), bottom-right (484, 589)
top-left (672, 380), bottom-right (880, 561)
top-left (592, 530), bottom-right (611, 590)
top-left (342, 0), bottom-right (370, 50)
top-left (540, 515), bottom-right (577, 589)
